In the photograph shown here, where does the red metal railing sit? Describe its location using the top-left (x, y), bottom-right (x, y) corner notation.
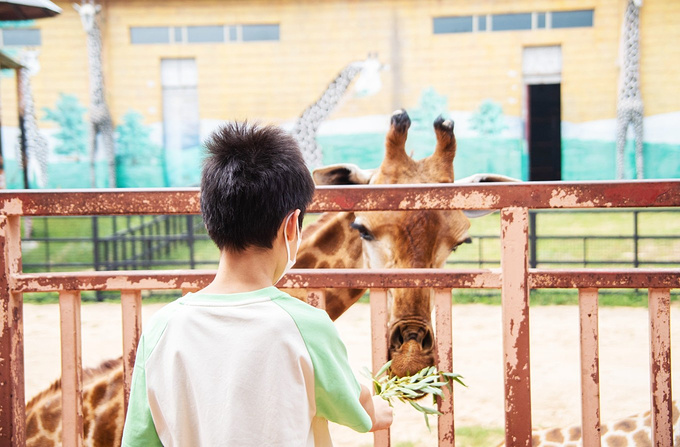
top-left (1, 181), bottom-right (678, 447)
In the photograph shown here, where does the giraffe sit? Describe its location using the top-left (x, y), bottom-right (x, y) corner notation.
top-left (25, 358), bottom-right (125, 447)
top-left (74, 0), bottom-right (116, 188)
top-left (15, 51), bottom-right (49, 239)
top-left (25, 108), bottom-right (515, 444)
top-left (292, 53), bottom-right (383, 168)
top-left (499, 401), bottom-right (680, 446)
top-left (15, 51), bottom-right (49, 191)
top-left (615, 0), bottom-right (644, 180)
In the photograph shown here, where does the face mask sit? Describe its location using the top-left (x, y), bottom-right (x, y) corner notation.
top-left (276, 212), bottom-right (301, 284)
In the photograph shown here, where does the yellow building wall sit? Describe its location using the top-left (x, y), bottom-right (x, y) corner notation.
top-left (1, 0), bottom-right (677, 129)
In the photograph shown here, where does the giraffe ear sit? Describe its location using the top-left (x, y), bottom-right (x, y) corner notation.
top-left (455, 173), bottom-right (522, 218)
top-left (313, 163), bottom-right (374, 185)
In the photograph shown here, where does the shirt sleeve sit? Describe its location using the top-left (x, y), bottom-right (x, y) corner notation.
top-left (120, 334), bottom-right (163, 447)
top-left (272, 294), bottom-right (373, 433)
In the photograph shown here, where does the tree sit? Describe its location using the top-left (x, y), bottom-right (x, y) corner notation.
top-left (42, 94), bottom-right (87, 158)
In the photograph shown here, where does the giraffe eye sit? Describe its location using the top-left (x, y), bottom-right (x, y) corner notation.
top-left (350, 222), bottom-right (375, 241)
top-left (452, 237), bottom-right (473, 252)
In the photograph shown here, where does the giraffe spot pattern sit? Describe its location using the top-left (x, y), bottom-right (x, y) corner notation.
top-left (26, 435), bottom-right (54, 447)
top-left (613, 419), bottom-right (636, 432)
top-left (39, 399), bottom-right (61, 433)
top-left (568, 425), bottom-right (582, 440)
top-left (632, 429), bottom-right (652, 447)
top-left (605, 434), bottom-right (628, 447)
top-left (93, 401), bottom-right (122, 447)
top-left (545, 428), bottom-right (564, 442)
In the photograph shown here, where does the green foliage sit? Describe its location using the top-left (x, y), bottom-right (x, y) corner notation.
top-left (469, 99), bottom-right (507, 136)
top-left (115, 110), bottom-right (161, 165)
top-left (365, 360), bottom-right (466, 431)
top-left (410, 87), bottom-right (450, 131)
top-left (42, 93), bottom-right (87, 156)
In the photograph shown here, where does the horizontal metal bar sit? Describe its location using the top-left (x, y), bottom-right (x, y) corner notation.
top-left (11, 269), bottom-right (504, 292)
top-left (11, 268), bottom-right (680, 292)
top-left (2, 181), bottom-right (680, 216)
top-left (530, 269), bottom-right (680, 288)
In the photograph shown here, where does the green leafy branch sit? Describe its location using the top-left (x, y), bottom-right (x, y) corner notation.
top-left (363, 360), bottom-right (466, 430)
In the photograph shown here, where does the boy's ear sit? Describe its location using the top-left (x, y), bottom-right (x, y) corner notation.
top-left (285, 209), bottom-right (301, 241)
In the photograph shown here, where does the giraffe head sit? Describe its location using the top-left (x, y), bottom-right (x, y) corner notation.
top-left (73, 0), bottom-right (101, 33)
top-left (314, 109), bottom-right (517, 376)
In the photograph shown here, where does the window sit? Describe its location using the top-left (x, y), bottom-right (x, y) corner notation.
top-left (433, 16), bottom-right (473, 34)
top-left (2, 28), bottom-right (40, 46)
top-left (130, 27), bottom-right (170, 44)
top-left (131, 24), bottom-right (280, 44)
top-left (432, 8), bottom-right (593, 35)
top-left (477, 16), bottom-right (487, 32)
top-left (552, 10), bottom-right (594, 29)
top-left (537, 13), bottom-right (546, 29)
top-left (491, 13), bottom-right (532, 31)
top-left (242, 24), bottom-right (279, 42)
top-left (187, 26), bottom-right (224, 43)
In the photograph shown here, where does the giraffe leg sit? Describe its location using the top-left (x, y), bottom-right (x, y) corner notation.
top-left (90, 121), bottom-right (97, 188)
top-left (102, 120), bottom-right (116, 188)
top-left (615, 110), bottom-right (629, 180)
top-left (633, 111), bottom-right (644, 179)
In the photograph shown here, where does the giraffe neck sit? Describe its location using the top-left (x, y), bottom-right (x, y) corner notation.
top-left (292, 62), bottom-right (363, 167)
top-left (84, 19), bottom-right (108, 109)
top-left (294, 212), bottom-right (366, 320)
top-left (25, 358), bottom-right (125, 445)
top-left (618, 1), bottom-right (641, 100)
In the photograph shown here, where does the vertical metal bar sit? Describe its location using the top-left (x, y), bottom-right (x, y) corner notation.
top-left (121, 290), bottom-right (143, 415)
top-left (633, 210), bottom-right (639, 268)
top-left (648, 288), bottom-right (673, 446)
top-left (0, 215), bottom-right (26, 446)
top-left (579, 288), bottom-right (601, 447)
top-left (59, 290), bottom-right (84, 447)
top-left (370, 288), bottom-right (390, 447)
top-left (187, 215), bottom-right (196, 269)
top-left (434, 288), bottom-right (455, 446)
top-left (500, 207), bottom-right (532, 446)
top-left (529, 211), bottom-right (537, 268)
top-left (306, 289), bottom-right (326, 309)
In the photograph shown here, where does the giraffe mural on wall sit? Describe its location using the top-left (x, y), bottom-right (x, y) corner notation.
top-left (615, 0), bottom-right (644, 180)
top-left (74, 0), bottom-right (116, 188)
top-left (292, 54), bottom-right (383, 168)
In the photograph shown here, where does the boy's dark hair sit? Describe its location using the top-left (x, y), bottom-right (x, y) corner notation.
top-left (200, 122), bottom-right (315, 252)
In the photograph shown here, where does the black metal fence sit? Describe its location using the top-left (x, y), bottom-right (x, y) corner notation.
top-left (21, 209), bottom-right (680, 274)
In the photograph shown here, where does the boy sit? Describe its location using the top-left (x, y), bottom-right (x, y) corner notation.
top-left (121, 122), bottom-right (393, 446)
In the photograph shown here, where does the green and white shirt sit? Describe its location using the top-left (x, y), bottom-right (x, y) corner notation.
top-left (121, 287), bottom-right (372, 447)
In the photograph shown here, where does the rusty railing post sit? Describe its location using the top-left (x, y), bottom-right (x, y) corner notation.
top-left (121, 289), bottom-right (143, 415)
top-left (370, 288), bottom-right (390, 447)
top-left (579, 288), bottom-right (601, 447)
top-left (434, 288), bottom-right (455, 446)
top-left (59, 290), bottom-right (84, 447)
top-left (500, 207), bottom-right (532, 446)
top-left (0, 215), bottom-right (26, 446)
top-left (306, 289), bottom-right (326, 309)
top-left (648, 288), bottom-right (673, 446)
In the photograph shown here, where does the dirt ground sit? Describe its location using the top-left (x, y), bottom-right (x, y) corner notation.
top-left (22, 301), bottom-right (679, 446)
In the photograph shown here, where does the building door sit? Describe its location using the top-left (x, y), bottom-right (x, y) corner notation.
top-left (527, 84), bottom-right (562, 181)
top-left (161, 58), bottom-right (200, 186)
top-left (523, 46), bottom-right (562, 181)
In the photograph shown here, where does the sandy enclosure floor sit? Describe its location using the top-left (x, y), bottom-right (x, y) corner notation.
top-left (23, 302), bottom-right (679, 446)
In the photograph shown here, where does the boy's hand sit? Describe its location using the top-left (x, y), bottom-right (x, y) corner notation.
top-left (368, 395), bottom-right (393, 432)
top-left (359, 385), bottom-right (394, 432)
